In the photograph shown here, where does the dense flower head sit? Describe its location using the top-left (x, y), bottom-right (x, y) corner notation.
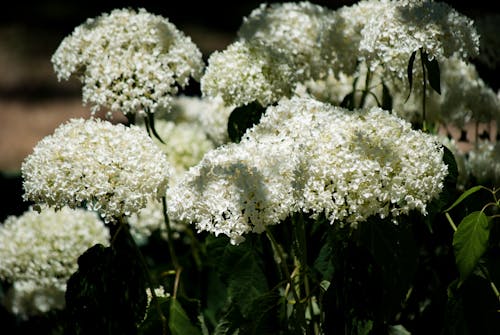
top-left (139, 118), bottom-right (215, 179)
top-left (21, 118), bottom-right (170, 222)
top-left (0, 206), bottom-right (109, 317)
top-left (170, 95), bottom-right (233, 146)
top-left (390, 56), bottom-right (500, 126)
top-left (359, 0), bottom-right (479, 79)
top-left (169, 97), bottom-right (448, 243)
top-left (200, 40), bottom-right (297, 108)
top-left (320, 0), bottom-right (391, 76)
top-left (237, 1), bottom-right (336, 80)
top-left (467, 141), bottom-right (500, 187)
top-left (169, 136), bottom-right (298, 245)
top-left (51, 8), bottom-right (204, 117)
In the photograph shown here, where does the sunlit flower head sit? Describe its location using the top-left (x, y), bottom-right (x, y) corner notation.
top-left (238, 1), bottom-right (336, 80)
top-left (169, 97), bottom-right (448, 244)
top-left (201, 40), bottom-right (297, 108)
top-left (359, 0), bottom-right (479, 79)
top-left (51, 8), bottom-right (204, 117)
top-left (21, 118), bottom-right (170, 222)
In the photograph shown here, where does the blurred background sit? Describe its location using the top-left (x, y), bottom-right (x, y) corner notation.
top-left (0, 0), bottom-right (498, 221)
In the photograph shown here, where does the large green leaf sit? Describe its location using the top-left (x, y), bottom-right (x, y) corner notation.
top-left (405, 50), bottom-right (417, 102)
top-left (65, 227), bottom-right (148, 335)
top-left (422, 51), bottom-right (441, 95)
top-left (453, 211), bottom-right (490, 282)
top-left (169, 299), bottom-right (202, 335)
top-left (227, 101), bottom-right (265, 143)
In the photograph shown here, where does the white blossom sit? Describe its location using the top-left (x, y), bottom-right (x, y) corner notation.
top-left (359, 0), bottom-right (479, 79)
top-left (51, 8), bottom-right (204, 117)
top-left (0, 207), bottom-right (109, 317)
top-left (467, 141), bottom-right (500, 187)
top-left (238, 1), bottom-right (336, 80)
top-left (170, 97), bottom-right (448, 243)
top-left (21, 118), bottom-right (170, 222)
top-left (201, 40), bottom-right (297, 108)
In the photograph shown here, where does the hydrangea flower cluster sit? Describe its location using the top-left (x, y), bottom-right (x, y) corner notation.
top-left (169, 97), bottom-right (448, 244)
top-left (51, 8), bottom-right (204, 117)
top-left (467, 141), bottom-right (500, 187)
top-left (359, 0), bottom-right (479, 78)
top-left (201, 41), bottom-right (297, 108)
top-left (140, 119), bottom-right (215, 179)
top-left (21, 118), bottom-right (170, 223)
top-left (237, 1), bottom-right (336, 80)
top-left (0, 207), bottom-right (109, 318)
top-left (170, 95), bottom-right (233, 146)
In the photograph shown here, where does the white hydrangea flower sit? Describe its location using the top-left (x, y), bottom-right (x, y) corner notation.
top-left (201, 40), bottom-right (297, 108)
top-left (0, 206), bottom-right (109, 318)
top-left (390, 56), bottom-right (500, 126)
top-left (237, 1), bottom-right (336, 80)
top-left (169, 136), bottom-right (299, 245)
top-left (467, 141), bottom-right (500, 187)
top-left (129, 117), bottom-right (215, 244)
top-left (51, 8), bottom-right (204, 117)
top-left (320, 0), bottom-right (392, 76)
top-left (21, 118), bottom-right (170, 223)
top-left (253, 97), bottom-right (448, 223)
top-left (171, 95), bottom-right (233, 146)
top-left (170, 97), bottom-right (448, 243)
top-left (139, 118), bottom-right (215, 179)
top-left (359, 0), bottom-right (479, 79)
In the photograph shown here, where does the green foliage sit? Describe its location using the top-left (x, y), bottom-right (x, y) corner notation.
top-left (227, 101), bottom-right (265, 143)
top-left (453, 211), bottom-right (490, 282)
top-left (64, 225), bottom-right (148, 335)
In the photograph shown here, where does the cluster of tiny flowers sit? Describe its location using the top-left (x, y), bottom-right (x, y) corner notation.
top-left (21, 118), bottom-right (170, 223)
top-left (253, 97), bottom-right (448, 222)
top-left (140, 118), bottom-right (215, 179)
top-left (237, 1), bottom-right (336, 80)
top-left (320, 0), bottom-right (391, 76)
top-left (169, 97), bottom-right (447, 243)
top-left (170, 95), bottom-right (233, 146)
top-left (129, 116), bottom-right (215, 244)
top-left (466, 141), bottom-right (500, 187)
top-left (169, 134), bottom-right (299, 245)
top-left (128, 200), bottom-right (186, 245)
top-left (359, 0), bottom-right (479, 79)
top-left (437, 57), bottom-right (500, 126)
top-left (200, 41), bottom-right (297, 108)
top-left (51, 8), bottom-right (204, 116)
top-left (0, 206), bottom-right (109, 317)
top-left (389, 56), bottom-right (500, 126)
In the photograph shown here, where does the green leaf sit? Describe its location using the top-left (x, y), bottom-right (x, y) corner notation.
top-left (169, 299), bottom-right (202, 335)
top-left (444, 185), bottom-right (485, 212)
top-left (65, 227), bottom-right (148, 335)
top-left (423, 52), bottom-right (441, 95)
top-left (405, 50), bottom-right (417, 103)
top-left (340, 92), bottom-right (355, 110)
top-left (381, 82), bottom-right (393, 111)
top-left (227, 101), bottom-right (265, 143)
top-left (453, 211), bottom-right (490, 282)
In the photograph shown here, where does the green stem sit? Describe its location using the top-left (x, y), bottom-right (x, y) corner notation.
top-left (265, 227), bottom-right (299, 302)
top-left (116, 217), bottom-right (168, 334)
top-left (359, 68), bottom-right (372, 108)
top-left (162, 196), bottom-right (182, 298)
top-left (445, 212), bottom-right (457, 232)
top-left (292, 212), bottom-right (317, 335)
